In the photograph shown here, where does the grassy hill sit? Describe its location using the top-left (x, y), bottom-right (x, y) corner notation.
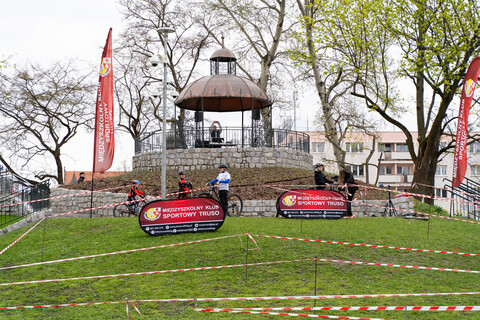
top-left (67, 167), bottom-right (387, 200)
top-left (0, 214), bottom-right (479, 319)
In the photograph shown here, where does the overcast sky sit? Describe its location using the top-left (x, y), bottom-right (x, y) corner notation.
top-left (0, 0), bottom-right (133, 174)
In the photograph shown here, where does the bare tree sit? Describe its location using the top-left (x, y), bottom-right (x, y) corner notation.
top-left (0, 61), bottom-right (95, 184)
top-left (204, 0), bottom-right (292, 145)
top-left (118, 0), bottom-right (212, 148)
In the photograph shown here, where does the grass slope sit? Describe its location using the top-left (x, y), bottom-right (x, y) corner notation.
top-left (0, 215), bottom-right (479, 319)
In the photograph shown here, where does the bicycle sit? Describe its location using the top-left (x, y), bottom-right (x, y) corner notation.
top-left (113, 198), bottom-right (146, 217)
top-left (197, 186), bottom-right (243, 217)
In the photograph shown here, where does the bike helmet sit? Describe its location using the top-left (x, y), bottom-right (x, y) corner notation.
top-left (133, 179), bottom-right (140, 185)
top-left (315, 163), bottom-right (324, 168)
top-left (178, 170), bottom-right (186, 175)
top-left (218, 164), bottom-right (228, 169)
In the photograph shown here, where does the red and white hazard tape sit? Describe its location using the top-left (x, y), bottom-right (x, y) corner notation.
top-left (2, 255), bottom-right (479, 287)
top-left (0, 218), bottom-right (45, 256)
top-left (0, 185), bottom-right (127, 210)
top-left (2, 292), bottom-right (480, 310)
top-left (0, 258), bottom-right (316, 287)
top-left (49, 185), bottom-right (211, 218)
top-left (255, 234), bottom-right (480, 257)
top-left (196, 308), bottom-right (391, 319)
top-left (223, 306), bottom-right (480, 311)
top-left (0, 234), bottom-right (245, 271)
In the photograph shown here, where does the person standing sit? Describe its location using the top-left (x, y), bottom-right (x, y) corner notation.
top-left (177, 170), bottom-right (192, 199)
top-left (77, 172), bottom-right (86, 183)
top-left (338, 168), bottom-right (358, 216)
top-left (314, 163), bottom-right (333, 189)
top-left (210, 121), bottom-right (223, 143)
top-left (207, 164), bottom-right (230, 215)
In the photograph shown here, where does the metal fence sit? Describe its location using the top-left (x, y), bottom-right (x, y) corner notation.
top-left (0, 170), bottom-right (50, 228)
top-left (135, 127), bottom-right (310, 154)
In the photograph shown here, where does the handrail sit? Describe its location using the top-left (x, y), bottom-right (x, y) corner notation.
top-left (135, 127), bottom-right (310, 154)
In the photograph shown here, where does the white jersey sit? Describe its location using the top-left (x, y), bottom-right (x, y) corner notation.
top-left (216, 171), bottom-right (231, 191)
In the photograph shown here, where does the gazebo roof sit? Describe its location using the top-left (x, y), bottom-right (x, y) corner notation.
top-left (174, 74), bottom-right (271, 112)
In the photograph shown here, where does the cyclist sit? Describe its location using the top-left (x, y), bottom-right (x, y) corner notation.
top-left (207, 164), bottom-right (230, 215)
top-left (127, 180), bottom-right (145, 215)
top-left (177, 170), bottom-right (192, 199)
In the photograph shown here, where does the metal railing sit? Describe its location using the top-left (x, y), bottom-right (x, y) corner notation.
top-left (135, 127), bottom-right (310, 154)
top-left (0, 170), bottom-right (50, 228)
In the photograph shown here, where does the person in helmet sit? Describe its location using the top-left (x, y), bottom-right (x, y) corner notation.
top-left (207, 164), bottom-right (231, 214)
top-left (314, 163), bottom-right (333, 190)
top-left (127, 180), bottom-right (145, 215)
top-left (177, 170), bottom-right (192, 199)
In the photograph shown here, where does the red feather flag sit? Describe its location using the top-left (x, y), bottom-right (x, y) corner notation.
top-left (93, 28), bottom-right (115, 173)
top-left (452, 57), bottom-right (480, 188)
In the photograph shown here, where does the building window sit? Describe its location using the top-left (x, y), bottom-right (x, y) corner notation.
top-left (470, 142), bottom-right (480, 153)
top-left (395, 143), bottom-right (408, 152)
top-left (435, 188), bottom-right (447, 198)
top-left (348, 165), bottom-right (364, 176)
top-left (396, 166), bottom-right (410, 175)
top-left (471, 165), bottom-right (480, 176)
top-left (379, 165), bottom-right (393, 175)
top-left (378, 143), bottom-right (392, 152)
top-left (346, 142), bottom-right (364, 153)
top-left (436, 165), bottom-right (447, 176)
top-left (311, 142), bottom-right (325, 153)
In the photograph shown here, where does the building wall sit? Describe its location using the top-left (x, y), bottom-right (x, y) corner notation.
top-left (306, 131), bottom-right (480, 211)
top-left (132, 147), bottom-right (313, 172)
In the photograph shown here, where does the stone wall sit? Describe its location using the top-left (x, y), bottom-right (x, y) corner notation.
top-left (48, 188), bottom-right (413, 218)
top-left (132, 147), bottom-right (313, 172)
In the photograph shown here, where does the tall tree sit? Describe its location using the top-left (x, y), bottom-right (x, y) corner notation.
top-left (118, 0), bottom-right (212, 148)
top-left (0, 61), bottom-right (95, 184)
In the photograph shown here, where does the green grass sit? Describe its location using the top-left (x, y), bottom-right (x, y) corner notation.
top-left (0, 216), bottom-right (479, 319)
top-left (0, 215), bottom-right (23, 229)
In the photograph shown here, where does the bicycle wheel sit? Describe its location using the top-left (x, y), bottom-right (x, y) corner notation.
top-left (113, 204), bottom-right (131, 217)
top-left (197, 192), bottom-right (212, 198)
top-left (227, 194), bottom-right (243, 217)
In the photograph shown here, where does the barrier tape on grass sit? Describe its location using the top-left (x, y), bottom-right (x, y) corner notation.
top-left (254, 234), bottom-right (480, 257)
top-left (0, 234), bottom-right (246, 271)
top-left (223, 306), bottom-right (480, 311)
top-left (2, 255), bottom-right (479, 287)
top-left (265, 183), bottom-right (480, 211)
top-left (195, 308), bottom-right (391, 319)
top-left (266, 184), bottom-right (478, 224)
top-left (0, 218), bottom-right (45, 256)
top-left (2, 292), bottom-right (480, 310)
top-left (0, 186), bottom-right (127, 210)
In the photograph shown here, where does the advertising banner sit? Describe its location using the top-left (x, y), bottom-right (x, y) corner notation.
top-left (139, 197), bottom-right (225, 236)
top-left (93, 28), bottom-right (115, 173)
top-left (452, 57), bottom-right (480, 188)
top-left (276, 189), bottom-right (347, 219)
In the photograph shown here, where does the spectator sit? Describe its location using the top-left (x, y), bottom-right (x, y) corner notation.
top-left (314, 163), bottom-right (333, 190)
top-left (338, 168), bottom-right (358, 217)
top-left (210, 121), bottom-right (223, 143)
top-left (77, 172), bottom-right (86, 183)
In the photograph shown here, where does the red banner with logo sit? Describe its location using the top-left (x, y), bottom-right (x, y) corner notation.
top-left (139, 198), bottom-right (225, 236)
top-left (277, 189), bottom-right (347, 219)
top-left (452, 57), bottom-right (480, 188)
top-left (93, 28), bottom-right (115, 173)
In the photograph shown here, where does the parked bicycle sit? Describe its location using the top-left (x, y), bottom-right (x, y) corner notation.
top-left (197, 187), bottom-right (243, 217)
top-left (113, 199), bottom-right (147, 217)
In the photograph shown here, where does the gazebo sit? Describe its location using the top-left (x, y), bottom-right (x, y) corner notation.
top-left (174, 38), bottom-right (272, 148)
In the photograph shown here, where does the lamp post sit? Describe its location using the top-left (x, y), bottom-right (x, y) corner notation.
top-left (157, 27), bottom-right (175, 199)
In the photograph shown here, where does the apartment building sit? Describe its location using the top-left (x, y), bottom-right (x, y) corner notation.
top-left (306, 131), bottom-right (480, 209)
